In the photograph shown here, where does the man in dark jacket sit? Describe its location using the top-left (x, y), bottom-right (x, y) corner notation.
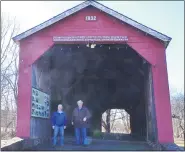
top-left (72, 100), bottom-right (91, 146)
top-left (51, 104), bottom-right (67, 147)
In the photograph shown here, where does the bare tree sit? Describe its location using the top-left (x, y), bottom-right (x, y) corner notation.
top-left (110, 109), bottom-right (118, 131)
top-left (171, 91), bottom-right (184, 139)
top-left (1, 12), bottom-right (19, 139)
top-left (102, 109), bottom-right (111, 133)
top-left (118, 109), bottom-right (130, 133)
top-left (101, 109), bottom-right (130, 134)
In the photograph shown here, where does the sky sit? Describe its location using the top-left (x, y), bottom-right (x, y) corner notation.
top-left (1, 1), bottom-right (184, 93)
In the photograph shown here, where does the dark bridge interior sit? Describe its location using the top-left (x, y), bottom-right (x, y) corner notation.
top-left (31, 43), bottom-right (156, 141)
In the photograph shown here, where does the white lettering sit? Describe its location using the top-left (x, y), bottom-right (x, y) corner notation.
top-left (85, 16), bottom-right (97, 21)
top-left (53, 36), bottom-right (128, 42)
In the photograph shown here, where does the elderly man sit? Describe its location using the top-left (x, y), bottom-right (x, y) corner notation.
top-left (72, 100), bottom-right (91, 146)
top-left (51, 104), bottom-right (67, 147)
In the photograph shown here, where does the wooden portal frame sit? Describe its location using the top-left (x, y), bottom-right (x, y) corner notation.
top-left (13, 2), bottom-right (173, 144)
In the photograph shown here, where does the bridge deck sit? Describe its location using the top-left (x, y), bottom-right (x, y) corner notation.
top-left (32, 138), bottom-right (153, 151)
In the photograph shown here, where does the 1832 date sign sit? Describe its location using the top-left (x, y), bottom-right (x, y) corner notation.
top-left (53, 36), bottom-right (128, 42)
top-left (85, 16), bottom-right (96, 21)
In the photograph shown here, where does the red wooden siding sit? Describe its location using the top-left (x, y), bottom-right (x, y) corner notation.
top-left (152, 49), bottom-right (174, 143)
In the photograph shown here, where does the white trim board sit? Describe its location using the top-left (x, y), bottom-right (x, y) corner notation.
top-left (12, 0), bottom-right (172, 48)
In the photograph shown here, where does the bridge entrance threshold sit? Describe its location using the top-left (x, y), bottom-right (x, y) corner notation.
top-left (32, 138), bottom-right (153, 151)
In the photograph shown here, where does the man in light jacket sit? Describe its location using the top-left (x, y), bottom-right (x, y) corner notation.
top-left (72, 100), bottom-right (91, 146)
top-left (51, 104), bottom-right (67, 147)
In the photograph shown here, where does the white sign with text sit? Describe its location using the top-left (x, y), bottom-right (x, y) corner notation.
top-left (53, 36), bottom-right (128, 42)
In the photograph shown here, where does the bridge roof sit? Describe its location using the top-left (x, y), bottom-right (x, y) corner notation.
top-left (12, 0), bottom-right (171, 47)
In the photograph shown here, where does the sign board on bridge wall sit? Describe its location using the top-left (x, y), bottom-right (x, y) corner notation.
top-left (31, 88), bottom-right (50, 118)
top-left (53, 36), bottom-right (128, 42)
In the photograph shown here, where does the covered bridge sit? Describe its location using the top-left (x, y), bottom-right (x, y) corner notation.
top-left (12, 0), bottom-right (176, 150)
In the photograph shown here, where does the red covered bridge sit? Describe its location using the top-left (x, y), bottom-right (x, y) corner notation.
top-left (9, 0), bottom-right (181, 150)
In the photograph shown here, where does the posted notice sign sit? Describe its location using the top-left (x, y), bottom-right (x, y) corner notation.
top-left (31, 88), bottom-right (50, 118)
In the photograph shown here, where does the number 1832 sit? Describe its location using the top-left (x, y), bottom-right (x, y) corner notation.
top-left (85, 16), bottom-right (96, 21)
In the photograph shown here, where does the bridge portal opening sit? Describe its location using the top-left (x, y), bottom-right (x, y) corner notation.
top-left (101, 109), bottom-right (130, 134)
top-left (31, 43), bottom-right (157, 142)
